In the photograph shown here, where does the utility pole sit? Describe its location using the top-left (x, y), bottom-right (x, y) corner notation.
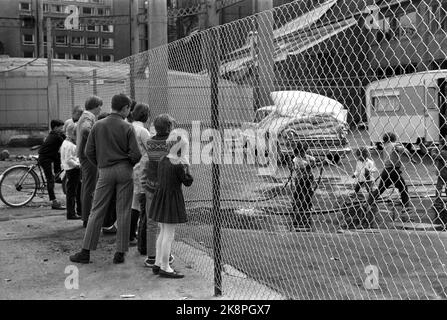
top-left (147, 0), bottom-right (168, 116)
top-left (252, 0), bottom-right (274, 110)
top-left (131, 0), bottom-right (140, 55)
top-left (37, 0), bottom-right (44, 57)
top-left (46, 18), bottom-right (53, 130)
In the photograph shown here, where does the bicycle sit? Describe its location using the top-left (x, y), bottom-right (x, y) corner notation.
top-left (0, 147), bottom-right (65, 208)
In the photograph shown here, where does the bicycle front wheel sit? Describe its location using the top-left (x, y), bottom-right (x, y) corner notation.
top-left (0, 166), bottom-right (38, 207)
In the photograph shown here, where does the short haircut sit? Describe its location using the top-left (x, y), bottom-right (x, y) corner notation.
top-left (383, 132), bottom-right (397, 143)
top-left (111, 93), bottom-right (131, 112)
top-left (72, 105), bottom-right (84, 114)
top-left (85, 96), bottom-right (103, 111)
top-left (50, 119), bottom-right (64, 130)
top-left (97, 112), bottom-right (110, 120)
top-left (65, 122), bottom-right (76, 141)
top-left (154, 114), bottom-right (175, 135)
top-left (132, 103), bottom-right (150, 123)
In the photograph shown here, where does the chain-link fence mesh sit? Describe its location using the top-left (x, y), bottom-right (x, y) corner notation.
top-left (63, 0), bottom-right (447, 299)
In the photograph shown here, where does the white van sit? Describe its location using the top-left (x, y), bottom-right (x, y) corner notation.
top-left (366, 70), bottom-right (447, 148)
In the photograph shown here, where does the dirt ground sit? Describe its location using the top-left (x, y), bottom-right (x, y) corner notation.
top-left (1, 130), bottom-right (447, 300)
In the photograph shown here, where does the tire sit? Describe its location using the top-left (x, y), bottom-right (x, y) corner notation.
top-left (0, 166), bottom-right (38, 207)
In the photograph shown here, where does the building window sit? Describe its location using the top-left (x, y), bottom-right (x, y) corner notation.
top-left (86, 25), bottom-right (98, 32)
top-left (55, 36), bottom-right (67, 46)
top-left (102, 25), bottom-right (113, 32)
top-left (43, 4), bottom-right (49, 12)
top-left (103, 55), bottom-right (113, 62)
top-left (21, 16), bottom-right (35, 28)
top-left (55, 52), bottom-right (66, 59)
top-left (52, 5), bottom-right (63, 13)
top-left (105, 8), bottom-right (110, 15)
top-left (72, 54), bottom-right (81, 60)
top-left (86, 37), bottom-right (98, 47)
top-left (71, 36), bottom-right (84, 46)
top-left (19, 2), bottom-right (31, 11)
top-left (101, 38), bottom-right (113, 48)
top-left (23, 51), bottom-right (34, 58)
top-left (97, 8), bottom-right (104, 15)
top-left (82, 7), bottom-right (94, 15)
top-left (22, 34), bottom-right (34, 45)
top-left (87, 55), bottom-right (97, 61)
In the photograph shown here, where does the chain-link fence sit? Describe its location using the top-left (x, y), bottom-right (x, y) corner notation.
top-left (64, 0), bottom-right (447, 299)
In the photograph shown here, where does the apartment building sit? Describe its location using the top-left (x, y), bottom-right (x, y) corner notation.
top-left (0, 0), bottom-right (115, 62)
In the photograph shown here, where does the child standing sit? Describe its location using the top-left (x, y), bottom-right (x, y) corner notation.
top-left (366, 132), bottom-right (418, 225)
top-left (60, 122), bottom-right (81, 220)
top-left (149, 131), bottom-right (193, 278)
top-left (38, 119), bottom-right (66, 210)
top-left (289, 142), bottom-right (326, 232)
top-left (352, 147), bottom-right (377, 196)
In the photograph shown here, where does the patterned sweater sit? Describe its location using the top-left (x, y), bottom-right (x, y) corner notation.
top-left (140, 134), bottom-right (169, 193)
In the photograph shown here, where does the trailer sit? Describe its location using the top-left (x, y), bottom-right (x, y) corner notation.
top-left (366, 70), bottom-right (447, 149)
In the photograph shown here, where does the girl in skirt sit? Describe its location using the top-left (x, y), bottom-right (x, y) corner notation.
top-left (149, 130), bottom-right (193, 278)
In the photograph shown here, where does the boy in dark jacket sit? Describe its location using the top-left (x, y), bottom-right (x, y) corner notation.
top-left (38, 119), bottom-right (66, 209)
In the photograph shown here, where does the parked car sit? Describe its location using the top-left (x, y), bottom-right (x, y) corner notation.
top-left (240, 91), bottom-right (351, 164)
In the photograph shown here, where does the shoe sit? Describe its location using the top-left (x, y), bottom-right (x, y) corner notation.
top-left (69, 251), bottom-right (90, 264)
top-left (67, 214), bottom-right (81, 220)
top-left (55, 177), bottom-right (62, 184)
top-left (152, 265), bottom-right (160, 275)
top-left (129, 238), bottom-right (137, 247)
top-left (113, 252), bottom-right (125, 264)
top-left (51, 200), bottom-right (66, 210)
top-left (158, 269), bottom-right (184, 279)
top-left (83, 220), bottom-right (88, 228)
top-left (144, 257), bottom-right (156, 268)
top-left (102, 225), bottom-right (117, 235)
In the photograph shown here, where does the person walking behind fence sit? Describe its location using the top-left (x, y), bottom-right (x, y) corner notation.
top-left (366, 132), bottom-right (418, 227)
top-left (139, 114), bottom-right (175, 267)
top-left (352, 147), bottom-right (377, 196)
top-left (60, 122), bottom-right (81, 220)
top-left (129, 103), bottom-right (152, 246)
top-left (150, 132), bottom-right (193, 278)
top-left (289, 142), bottom-right (326, 232)
top-left (63, 105), bottom-right (84, 136)
top-left (69, 93), bottom-right (141, 264)
top-left (76, 96), bottom-right (103, 228)
top-left (38, 119), bottom-right (66, 210)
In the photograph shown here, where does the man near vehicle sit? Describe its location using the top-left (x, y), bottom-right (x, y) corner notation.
top-left (70, 93), bottom-right (141, 264)
top-left (76, 96), bottom-right (103, 227)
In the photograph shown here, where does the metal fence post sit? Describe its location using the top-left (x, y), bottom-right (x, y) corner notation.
top-left (93, 69), bottom-right (98, 96)
top-left (210, 26), bottom-right (222, 297)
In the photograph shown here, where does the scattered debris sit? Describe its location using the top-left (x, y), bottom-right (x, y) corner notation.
top-left (330, 257), bottom-right (340, 261)
top-left (43, 259), bottom-right (48, 262)
top-left (4, 279), bottom-right (11, 282)
top-left (79, 293), bottom-right (86, 298)
top-left (180, 297), bottom-right (188, 300)
top-left (120, 294), bottom-right (135, 299)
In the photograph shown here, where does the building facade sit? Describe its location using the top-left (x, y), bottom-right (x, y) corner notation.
top-left (0, 0), bottom-right (115, 61)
